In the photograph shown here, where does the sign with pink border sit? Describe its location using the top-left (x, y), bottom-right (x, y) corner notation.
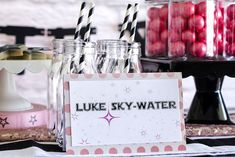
top-left (63, 73), bottom-right (186, 156)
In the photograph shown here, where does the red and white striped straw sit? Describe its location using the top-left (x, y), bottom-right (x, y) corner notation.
top-left (84, 2), bottom-right (95, 42)
top-left (74, 2), bottom-right (86, 40)
top-left (119, 4), bottom-right (132, 40)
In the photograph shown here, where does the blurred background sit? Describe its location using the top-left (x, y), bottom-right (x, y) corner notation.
top-left (0, 0), bottom-right (234, 112)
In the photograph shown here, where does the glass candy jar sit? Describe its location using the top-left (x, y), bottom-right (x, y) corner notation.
top-left (168, 0), bottom-right (216, 58)
top-left (145, 0), bottom-right (169, 58)
top-left (224, 0), bottom-right (235, 58)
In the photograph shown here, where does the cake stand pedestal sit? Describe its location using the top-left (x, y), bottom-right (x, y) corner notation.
top-left (141, 57), bottom-right (235, 124)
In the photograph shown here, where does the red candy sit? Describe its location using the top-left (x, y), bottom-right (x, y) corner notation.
top-left (147, 0), bottom-right (223, 58)
top-left (217, 41), bottom-right (224, 55)
top-left (188, 15), bottom-right (205, 31)
top-left (169, 31), bottom-right (181, 42)
top-left (227, 4), bottom-right (235, 19)
top-left (182, 30), bottom-right (196, 43)
top-left (226, 30), bottom-right (234, 43)
top-left (231, 43), bottom-right (235, 55)
top-left (196, 1), bottom-right (206, 17)
top-left (225, 4), bottom-right (235, 56)
top-left (148, 42), bottom-right (165, 55)
top-left (148, 7), bottom-right (160, 19)
top-left (171, 16), bottom-right (186, 31)
top-left (147, 30), bottom-right (159, 43)
top-left (146, 4), bottom-right (168, 57)
top-left (225, 43), bottom-right (231, 53)
top-left (159, 5), bottom-right (168, 20)
top-left (172, 3), bottom-right (181, 17)
top-left (160, 30), bottom-right (168, 42)
top-left (169, 42), bottom-right (185, 57)
top-left (181, 2), bottom-right (195, 18)
top-left (191, 42), bottom-right (207, 57)
top-left (149, 18), bottom-right (166, 32)
top-left (197, 28), bottom-right (206, 42)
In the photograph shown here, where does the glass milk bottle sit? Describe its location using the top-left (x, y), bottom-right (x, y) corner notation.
top-left (56, 39), bottom-right (83, 150)
top-left (97, 40), bottom-right (128, 73)
top-left (81, 42), bottom-right (98, 74)
top-left (129, 42), bottom-right (143, 73)
top-left (48, 39), bottom-right (64, 135)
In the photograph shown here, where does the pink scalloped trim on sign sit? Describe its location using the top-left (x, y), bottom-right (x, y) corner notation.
top-left (178, 145), bottom-right (186, 151)
top-left (65, 127), bottom-right (71, 136)
top-left (164, 145), bottom-right (173, 152)
top-left (63, 82), bottom-right (69, 91)
top-left (64, 104), bottom-right (70, 113)
top-left (181, 90), bottom-right (184, 98)
top-left (67, 149), bottom-right (75, 155)
top-left (109, 148), bottom-right (118, 154)
top-left (98, 73), bottom-right (107, 79)
top-left (151, 146), bottom-right (159, 152)
top-left (112, 73), bottom-right (121, 78)
top-left (167, 73), bottom-right (175, 77)
top-left (178, 79), bottom-right (182, 88)
top-left (95, 148), bottom-right (104, 154)
top-left (137, 146), bottom-right (146, 153)
top-left (80, 149), bottom-right (89, 155)
top-left (123, 147), bottom-right (132, 154)
top-left (154, 73), bottom-right (161, 78)
top-left (84, 74), bottom-right (93, 79)
top-left (126, 73), bottom-right (134, 78)
top-left (181, 123), bottom-right (185, 131)
top-left (140, 73), bottom-right (148, 78)
top-left (179, 101), bottom-right (183, 109)
top-left (70, 74), bottom-right (79, 79)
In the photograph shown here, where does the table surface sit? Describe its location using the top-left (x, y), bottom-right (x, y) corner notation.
top-left (1, 138), bottom-right (235, 156)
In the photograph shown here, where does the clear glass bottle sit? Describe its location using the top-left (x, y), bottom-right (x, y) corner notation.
top-left (97, 40), bottom-right (128, 73)
top-left (81, 42), bottom-right (98, 74)
top-left (168, 0), bottom-right (216, 58)
top-left (145, 0), bottom-right (169, 58)
top-left (129, 42), bottom-right (143, 73)
top-left (56, 39), bottom-right (83, 150)
top-left (48, 39), bottom-right (64, 136)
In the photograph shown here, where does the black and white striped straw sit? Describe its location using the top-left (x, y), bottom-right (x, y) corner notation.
top-left (124, 3), bottom-right (139, 73)
top-left (119, 4), bottom-right (132, 40)
top-left (84, 2), bottom-right (95, 42)
top-left (74, 2), bottom-right (86, 40)
top-left (78, 2), bottom-right (95, 73)
top-left (130, 3), bottom-right (139, 43)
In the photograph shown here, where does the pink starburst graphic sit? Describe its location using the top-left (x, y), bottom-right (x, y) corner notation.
top-left (100, 110), bottom-right (119, 126)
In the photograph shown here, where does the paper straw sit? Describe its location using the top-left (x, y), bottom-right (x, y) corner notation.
top-left (119, 4), bottom-right (132, 40)
top-left (123, 55), bottom-right (130, 73)
top-left (124, 3), bottom-right (139, 73)
top-left (74, 2), bottom-right (86, 40)
top-left (130, 3), bottom-right (139, 42)
top-left (84, 2), bottom-right (95, 42)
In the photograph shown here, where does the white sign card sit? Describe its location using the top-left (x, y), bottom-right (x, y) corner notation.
top-left (64, 73), bottom-right (186, 155)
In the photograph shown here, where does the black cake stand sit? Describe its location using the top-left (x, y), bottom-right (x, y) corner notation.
top-left (141, 57), bottom-right (235, 124)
